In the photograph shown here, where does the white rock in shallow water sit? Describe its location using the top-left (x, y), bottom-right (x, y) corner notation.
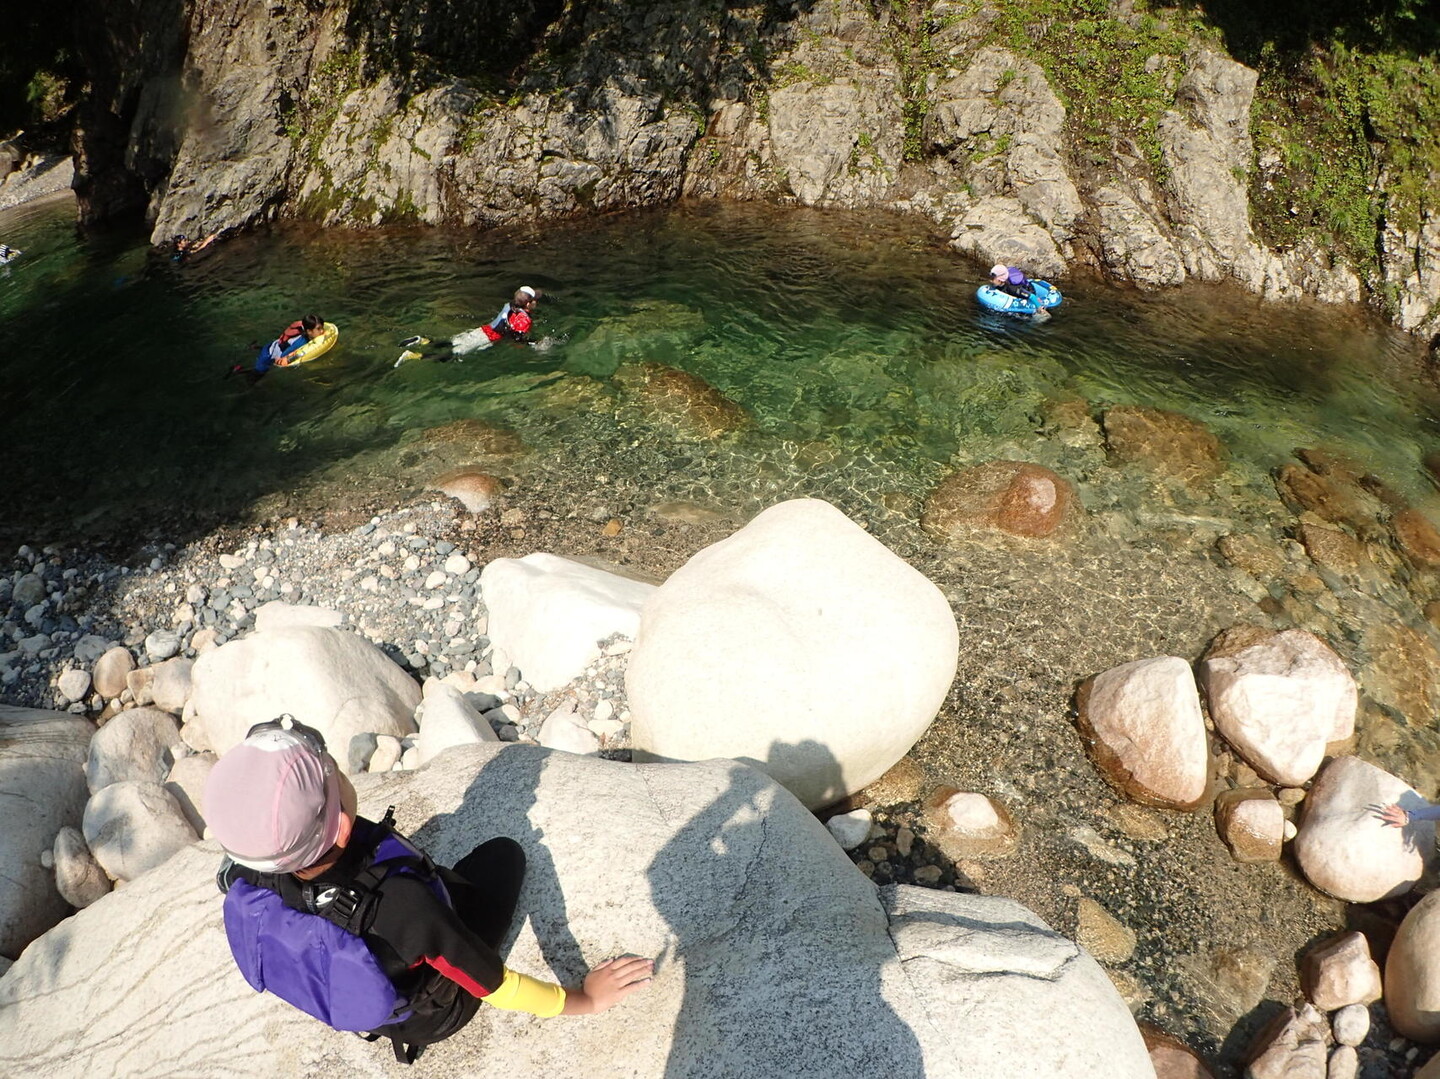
top-left (51, 827), bottom-right (110, 909)
top-left (82, 780), bottom-right (196, 882)
top-left (414, 678), bottom-right (497, 766)
top-left (1293, 755), bottom-right (1433, 903)
top-left (628, 499), bottom-right (959, 809)
top-left (825, 809), bottom-right (873, 850)
top-left (86, 707), bottom-right (180, 795)
top-left (1077, 655), bottom-right (1209, 809)
top-left (1199, 628), bottom-right (1356, 786)
top-left (927, 791), bottom-right (1019, 858)
top-left (482, 554), bottom-right (655, 693)
top-left (0, 745), bottom-right (1156, 1078)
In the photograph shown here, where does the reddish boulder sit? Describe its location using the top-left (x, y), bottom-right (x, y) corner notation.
top-left (922, 461), bottom-right (1077, 540)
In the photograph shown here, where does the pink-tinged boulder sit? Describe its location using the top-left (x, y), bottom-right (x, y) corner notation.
top-left (1199, 628), bottom-right (1356, 786)
top-left (1076, 657), bottom-right (1209, 810)
top-left (1213, 789), bottom-right (1283, 863)
top-left (1386, 890), bottom-right (1440, 1043)
top-left (429, 469), bottom-right (505, 514)
top-left (1244, 1005), bottom-right (1327, 1079)
top-left (1141, 1025), bottom-right (1216, 1079)
top-left (1300, 932), bottom-right (1381, 1012)
top-left (922, 461), bottom-right (1077, 540)
top-left (1292, 756), bottom-right (1434, 902)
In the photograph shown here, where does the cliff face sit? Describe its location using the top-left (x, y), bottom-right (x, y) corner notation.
top-left (70, 0), bottom-right (1439, 338)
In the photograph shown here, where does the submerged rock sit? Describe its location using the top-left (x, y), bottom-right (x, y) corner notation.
top-left (1101, 405), bottom-right (1227, 491)
top-left (429, 468), bottom-right (505, 513)
top-left (615, 362), bottom-right (748, 439)
top-left (922, 460), bottom-right (1077, 540)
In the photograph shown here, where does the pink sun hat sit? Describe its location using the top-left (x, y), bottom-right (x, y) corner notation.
top-left (203, 716), bottom-right (343, 873)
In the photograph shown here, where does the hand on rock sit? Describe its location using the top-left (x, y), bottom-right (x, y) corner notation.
top-left (1379, 803), bottom-right (1410, 828)
top-left (564, 956), bottom-right (654, 1014)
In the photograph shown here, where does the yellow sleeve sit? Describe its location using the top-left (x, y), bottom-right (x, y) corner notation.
top-left (483, 967), bottom-right (567, 1018)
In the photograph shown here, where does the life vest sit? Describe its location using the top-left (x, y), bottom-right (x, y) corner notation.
top-left (220, 813), bottom-right (450, 1035)
top-left (481, 304), bottom-right (533, 342)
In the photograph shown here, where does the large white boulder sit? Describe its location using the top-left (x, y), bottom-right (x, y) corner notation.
top-left (86, 706), bottom-right (181, 794)
top-left (1385, 890), bottom-right (1440, 1043)
top-left (0, 745), bottom-right (1154, 1079)
top-left (0, 706), bottom-right (93, 959)
top-left (1199, 629), bottom-right (1356, 786)
top-left (480, 553), bottom-right (656, 692)
top-left (1076, 656), bottom-right (1210, 810)
top-left (253, 601), bottom-right (345, 632)
top-left (1292, 756), bottom-right (1433, 902)
top-left (187, 626), bottom-right (419, 765)
top-left (628, 499), bottom-right (960, 808)
top-left (82, 780), bottom-right (198, 882)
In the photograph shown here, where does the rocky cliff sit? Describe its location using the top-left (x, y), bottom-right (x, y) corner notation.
top-left (63, 0), bottom-right (1440, 338)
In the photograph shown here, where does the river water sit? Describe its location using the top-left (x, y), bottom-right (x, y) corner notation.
top-left (3, 195), bottom-right (1438, 1071)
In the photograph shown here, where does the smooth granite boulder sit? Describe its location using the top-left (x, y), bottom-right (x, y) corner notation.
top-left (0, 706), bottom-right (93, 959)
top-left (187, 626), bottom-right (419, 765)
top-left (0, 745), bottom-right (1153, 1079)
top-left (1385, 890), bottom-right (1440, 1043)
top-left (482, 553), bottom-right (656, 692)
top-left (85, 706), bottom-right (181, 794)
top-left (629, 499), bottom-right (960, 808)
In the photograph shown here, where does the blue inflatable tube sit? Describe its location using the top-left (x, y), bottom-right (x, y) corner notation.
top-left (976, 280), bottom-right (1062, 315)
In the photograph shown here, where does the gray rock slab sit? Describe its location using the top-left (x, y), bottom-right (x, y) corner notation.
top-left (0, 745), bottom-right (1152, 1078)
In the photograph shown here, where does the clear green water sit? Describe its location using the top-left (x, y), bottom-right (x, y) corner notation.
top-left (2, 196), bottom-right (1436, 547)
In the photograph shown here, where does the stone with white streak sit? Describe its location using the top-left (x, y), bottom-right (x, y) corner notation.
top-left (629, 499), bottom-right (959, 808)
top-left (1199, 628), bottom-right (1357, 786)
top-left (0, 706), bottom-right (92, 958)
top-left (1076, 656), bottom-right (1209, 810)
top-left (187, 626), bottom-right (419, 767)
top-left (0, 744), bottom-right (1156, 1078)
top-left (481, 553), bottom-right (655, 693)
top-left (81, 780), bottom-right (197, 882)
top-left (414, 677), bottom-right (498, 766)
top-left (86, 706), bottom-right (181, 794)
top-left (1293, 756), bottom-right (1433, 903)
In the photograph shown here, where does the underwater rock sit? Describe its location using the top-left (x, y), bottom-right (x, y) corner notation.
top-left (614, 362), bottom-right (748, 439)
top-left (1274, 460), bottom-right (1387, 541)
top-left (1141, 1025), bottom-right (1217, 1079)
top-left (1216, 532), bottom-right (1287, 582)
top-left (1101, 405), bottom-right (1226, 491)
top-left (429, 468), bottom-right (505, 514)
top-left (418, 418), bottom-right (525, 456)
top-left (1076, 656), bottom-right (1210, 810)
top-left (923, 789), bottom-right (1019, 859)
top-left (1391, 507), bottom-right (1440, 569)
top-left (922, 460), bottom-right (1077, 540)
top-left (1076, 897), bottom-right (1136, 964)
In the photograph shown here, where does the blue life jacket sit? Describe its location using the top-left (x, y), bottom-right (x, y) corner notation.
top-left (220, 817), bottom-right (451, 1033)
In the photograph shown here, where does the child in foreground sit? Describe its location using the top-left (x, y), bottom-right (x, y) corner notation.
top-left (203, 716), bottom-right (652, 1064)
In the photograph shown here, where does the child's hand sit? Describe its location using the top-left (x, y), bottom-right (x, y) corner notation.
top-left (569, 956), bottom-right (654, 1014)
top-left (1380, 804), bottom-right (1410, 828)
